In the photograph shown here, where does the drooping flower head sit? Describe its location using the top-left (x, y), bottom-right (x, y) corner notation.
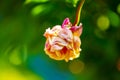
top-left (43, 0), bottom-right (85, 62)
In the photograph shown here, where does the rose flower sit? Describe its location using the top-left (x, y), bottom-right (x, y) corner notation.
top-left (43, 0), bottom-right (85, 62)
top-left (44, 18), bottom-right (82, 62)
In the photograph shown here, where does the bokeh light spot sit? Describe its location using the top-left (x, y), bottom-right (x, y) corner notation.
top-left (117, 4), bottom-right (120, 14)
top-left (9, 48), bottom-right (22, 65)
top-left (97, 15), bottom-right (110, 31)
top-left (69, 60), bottom-right (84, 74)
top-left (0, 64), bottom-right (43, 80)
top-left (73, 0), bottom-right (79, 7)
top-left (117, 58), bottom-right (120, 71)
top-left (0, 67), bottom-right (26, 80)
top-left (108, 11), bottom-right (120, 27)
top-left (31, 5), bottom-right (45, 16)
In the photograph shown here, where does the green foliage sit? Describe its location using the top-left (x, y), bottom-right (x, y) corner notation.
top-left (31, 4), bottom-right (53, 16)
top-left (25, 0), bottom-right (49, 4)
top-left (65, 0), bottom-right (79, 7)
top-left (31, 5), bottom-right (47, 16)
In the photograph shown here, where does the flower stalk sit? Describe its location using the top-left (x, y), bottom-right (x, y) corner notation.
top-left (73, 0), bottom-right (85, 26)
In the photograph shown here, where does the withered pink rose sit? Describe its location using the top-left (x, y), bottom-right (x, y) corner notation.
top-left (44, 18), bottom-right (82, 62)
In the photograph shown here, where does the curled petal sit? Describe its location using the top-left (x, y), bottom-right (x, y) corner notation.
top-left (51, 37), bottom-right (68, 47)
top-left (70, 23), bottom-right (82, 36)
top-left (73, 36), bottom-right (81, 50)
top-left (51, 25), bottom-right (62, 33)
top-left (44, 28), bottom-right (54, 38)
top-left (50, 37), bottom-right (68, 52)
top-left (44, 25), bottom-right (62, 38)
top-left (45, 40), bottom-right (51, 50)
top-left (45, 50), bottom-right (65, 60)
top-left (50, 44), bottom-right (63, 52)
top-left (62, 18), bottom-right (72, 28)
top-left (58, 29), bottom-right (73, 42)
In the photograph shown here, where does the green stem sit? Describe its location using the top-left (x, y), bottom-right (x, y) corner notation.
top-left (73, 0), bottom-right (85, 26)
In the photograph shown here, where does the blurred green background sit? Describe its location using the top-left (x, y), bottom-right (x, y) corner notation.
top-left (0, 0), bottom-right (120, 80)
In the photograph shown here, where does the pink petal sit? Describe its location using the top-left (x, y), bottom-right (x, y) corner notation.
top-left (51, 25), bottom-right (62, 32)
top-left (51, 37), bottom-right (68, 47)
top-left (58, 29), bottom-right (73, 42)
top-left (70, 23), bottom-right (82, 36)
top-left (62, 18), bottom-right (72, 28)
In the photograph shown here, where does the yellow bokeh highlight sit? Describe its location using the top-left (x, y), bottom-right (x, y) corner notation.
top-left (69, 60), bottom-right (84, 74)
top-left (97, 15), bottom-right (110, 31)
top-left (0, 68), bottom-right (43, 80)
top-left (0, 60), bottom-right (43, 80)
top-left (0, 69), bottom-right (26, 80)
top-left (117, 4), bottom-right (120, 14)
